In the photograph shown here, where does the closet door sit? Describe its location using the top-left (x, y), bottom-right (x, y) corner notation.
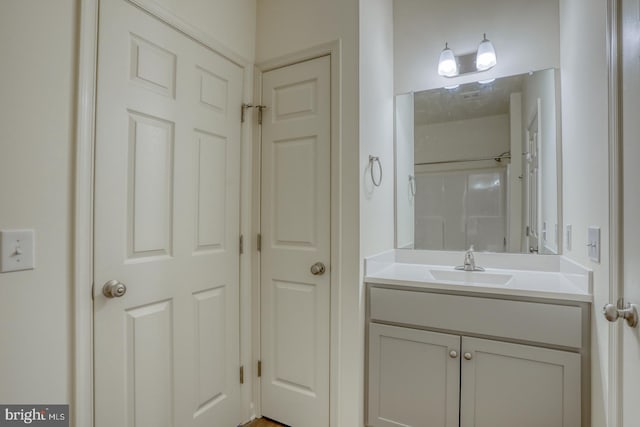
top-left (93, 1), bottom-right (243, 425)
top-left (368, 324), bottom-right (460, 427)
top-left (260, 55), bottom-right (331, 427)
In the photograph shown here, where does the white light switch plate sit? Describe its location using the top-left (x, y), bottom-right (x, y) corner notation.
top-left (587, 226), bottom-right (600, 263)
top-left (0, 229), bottom-right (35, 273)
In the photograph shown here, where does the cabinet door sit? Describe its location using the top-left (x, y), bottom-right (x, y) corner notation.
top-left (368, 323), bottom-right (461, 427)
top-left (460, 337), bottom-right (580, 427)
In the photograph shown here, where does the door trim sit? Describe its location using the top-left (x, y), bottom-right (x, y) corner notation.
top-left (607, 0), bottom-right (622, 426)
top-left (253, 41), bottom-right (342, 427)
top-left (73, 2), bottom-right (253, 426)
top-left (73, 1), bottom-right (99, 426)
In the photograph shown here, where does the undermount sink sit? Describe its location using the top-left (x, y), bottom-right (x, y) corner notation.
top-left (428, 269), bottom-right (514, 286)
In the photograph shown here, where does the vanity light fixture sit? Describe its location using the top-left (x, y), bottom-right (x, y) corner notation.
top-left (437, 34), bottom-right (497, 78)
top-left (476, 33), bottom-right (497, 71)
top-left (437, 43), bottom-right (458, 77)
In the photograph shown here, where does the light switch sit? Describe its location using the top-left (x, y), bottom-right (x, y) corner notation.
top-left (587, 226), bottom-right (600, 263)
top-left (0, 229), bottom-right (35, 273)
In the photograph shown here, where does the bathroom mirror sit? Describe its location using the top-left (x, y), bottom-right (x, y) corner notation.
top-left (395, 68), bottom-right (561, 254)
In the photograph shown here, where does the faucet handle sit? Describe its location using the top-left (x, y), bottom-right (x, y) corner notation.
top-left (468, 245), bottom-right (475, 252)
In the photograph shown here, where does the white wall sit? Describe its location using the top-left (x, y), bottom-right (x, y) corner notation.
top-left (0, 0), bottom-right (77, 404)
top-left (0, 0), bottom-right (256, 415)
top-left (559, 0), bottom-right (609, 425)
top-left (395, 94), bottom-right (415, 249)
top-left (360, 0), bottom-right (396, 258)
top-left (415, 114), bottom-right (510, 164)
top-left (394, 0), bottom-right (560, 94)
top-left (150, 0), bottom-right (256, 61)
top-left (256, 1), bottom-right (362, 425)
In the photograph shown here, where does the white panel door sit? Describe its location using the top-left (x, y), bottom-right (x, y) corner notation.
top-left (367, 324), bottom-right (461, 427)
top-left (460, 337), bottom-right (580, 427)
top-left (93, 1), bottom-right (243, 426)
top-left (260, 55), bottom-right (331, 427)
top-left (621, 0), bottom-right (640, 424)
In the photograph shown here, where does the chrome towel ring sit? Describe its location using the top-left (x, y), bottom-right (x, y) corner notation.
top-left (369, 155), bottom-right (382, 187)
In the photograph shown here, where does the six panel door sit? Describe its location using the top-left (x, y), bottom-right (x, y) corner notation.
top-left (260, 55), bottom-right (332, 427)
top-left (93, 1), bottom-right (243, 426)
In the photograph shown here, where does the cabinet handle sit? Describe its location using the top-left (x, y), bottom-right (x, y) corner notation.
top-left (449, 350), bottom-right (458, 359)
top-left (463, 352), bottom-right (473, 360)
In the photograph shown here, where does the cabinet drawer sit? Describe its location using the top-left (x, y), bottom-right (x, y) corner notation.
top-left (369, 287), bottom-right (583, 348)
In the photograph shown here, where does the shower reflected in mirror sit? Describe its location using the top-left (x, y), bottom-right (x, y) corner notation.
top-left (396, 68), bottom-right (561, 254)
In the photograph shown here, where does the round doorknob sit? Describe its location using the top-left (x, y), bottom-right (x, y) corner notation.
top-left (103, 280), bottom-right (127, 298)
top-left (449, 350), bottom-right (458, 359)
top-left (310, 262), bottom-right (326, 276)
top-left (464, 352), bottom-right (473, 361)
top-left (603, 303), bottom-right (620, 322)
top-left (603, 302), bottom-right (638, 327)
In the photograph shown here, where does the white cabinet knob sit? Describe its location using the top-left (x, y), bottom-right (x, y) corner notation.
top-left (463, 352), bottom-right (473, 360)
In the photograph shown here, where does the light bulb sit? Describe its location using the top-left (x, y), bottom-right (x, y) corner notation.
top-left (438, 43), bottom-right (458, 77)
top-left (476, 34), bottom-right (497, 71)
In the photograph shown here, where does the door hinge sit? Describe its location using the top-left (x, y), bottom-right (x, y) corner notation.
top-left (525, 226), bottom-right (530, 237)
top-left (257, 360), bottom-right (262, 377)
top-left (240, 365), bottom-right (244, 384)
top-left (241, 103), bottom-right (253, 123)
top-left (239, 234), bottom-right (244, 255)
top-left (257, 233), bottom-right (262, 252)
top-left (256, 105), bottom-right (267, 125)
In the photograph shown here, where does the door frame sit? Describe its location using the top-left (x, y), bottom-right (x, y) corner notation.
top-left (252, 42), bottom-right (342, 426)
top-left (73, 1), bottom-right (254, 425)
top-left (607, 0), bottom-right (623, 426)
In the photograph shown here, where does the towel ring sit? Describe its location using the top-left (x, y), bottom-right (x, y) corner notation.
top-left (369, 155), bottom-right (382, 187)
top-left (409, 174), bottom-right (416, 197)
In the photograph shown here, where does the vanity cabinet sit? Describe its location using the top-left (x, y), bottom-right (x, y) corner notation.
top-left (366, 285), bottom-right (588, 427)
top-left (368, 324), bottom-right (461, 427)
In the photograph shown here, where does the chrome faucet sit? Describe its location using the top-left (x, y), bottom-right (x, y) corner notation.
top-left (455, 245), bottom-right (485, 272)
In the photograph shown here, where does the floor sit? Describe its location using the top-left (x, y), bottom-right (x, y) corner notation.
top-left (245, 417), bottom-right (287, 427)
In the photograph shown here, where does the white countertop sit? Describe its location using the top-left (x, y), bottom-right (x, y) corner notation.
top-left (365, 250), bottom-right (593, 303)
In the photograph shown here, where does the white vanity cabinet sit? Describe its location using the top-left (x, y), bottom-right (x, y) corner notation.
top-left (368, 323), bottom-right (461, 427)
top-left (366, 285), bottom-right (589, 427)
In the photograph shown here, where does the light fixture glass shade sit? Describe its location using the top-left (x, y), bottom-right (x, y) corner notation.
top-left (437, 44), bottom-right (458, 77)
top-left (476, 34), bottom-right (497, 71)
